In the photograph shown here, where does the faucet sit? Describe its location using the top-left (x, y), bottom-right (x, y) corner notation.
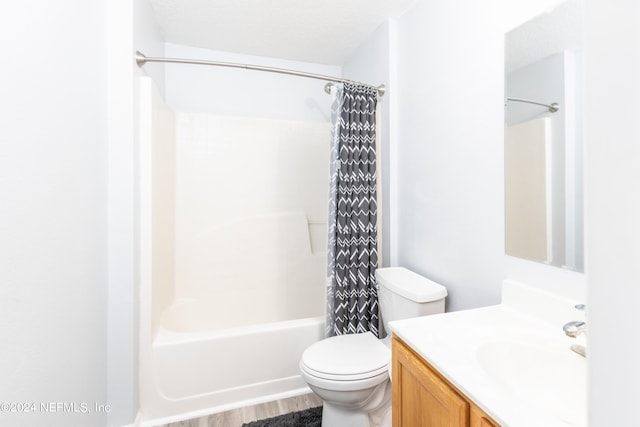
top-left (563, 304), bottom-right (586, 357)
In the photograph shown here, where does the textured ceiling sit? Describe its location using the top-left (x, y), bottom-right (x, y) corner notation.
top-left (506, 0), bottom-right (582, 73)
top-left (149, 0), bottom-right (415, 65)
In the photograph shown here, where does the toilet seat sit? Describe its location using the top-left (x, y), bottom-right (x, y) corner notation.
top-left (300, 332), bottom-right (390, 382)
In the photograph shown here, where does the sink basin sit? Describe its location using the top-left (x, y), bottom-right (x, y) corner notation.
top-left (476, 339), bottom-right (586, 426)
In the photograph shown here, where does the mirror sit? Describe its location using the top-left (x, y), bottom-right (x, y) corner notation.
top-left (504, 0), bottom-right (583, 272)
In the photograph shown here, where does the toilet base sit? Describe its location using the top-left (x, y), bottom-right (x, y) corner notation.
top-left (319, 381), bottom-right (392, 427)
top-left (321, 402), bottom-right (369, 427)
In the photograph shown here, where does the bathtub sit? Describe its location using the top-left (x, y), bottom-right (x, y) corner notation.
top-left (139, 300), bottom-right (324, 425)
top-left (137, 77), bottom-right (328, 425)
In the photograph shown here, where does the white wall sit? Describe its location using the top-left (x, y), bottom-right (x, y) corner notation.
top-left (394, 0), bottom-right (506, 311)
top-left (0, 1), bottom-right (108, 426)
top-left (107, 3), bottom-right (136, 426)
top-left (584, 0), bottom-right (640, 424)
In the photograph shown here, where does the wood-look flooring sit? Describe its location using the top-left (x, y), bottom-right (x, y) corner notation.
top-left (155, 393), bottom-right (323, 427)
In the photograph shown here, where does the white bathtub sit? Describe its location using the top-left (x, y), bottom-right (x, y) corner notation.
top-left (139, 301), bottom-right (324, 425)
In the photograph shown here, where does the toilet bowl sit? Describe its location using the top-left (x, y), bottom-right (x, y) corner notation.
top-left (300, 267), bottom-right (447, 427)
top-left (300, 332), bottom-right (391, 427)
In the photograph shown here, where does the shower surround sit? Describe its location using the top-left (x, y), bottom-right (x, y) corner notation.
top-left (138, 77), bottom-right (328, 425)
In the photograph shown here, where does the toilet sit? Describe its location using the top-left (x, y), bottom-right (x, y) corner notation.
top-left (299, 267), bottom-right (447, 427)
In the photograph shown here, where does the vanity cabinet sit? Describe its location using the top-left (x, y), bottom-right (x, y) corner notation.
top-left (392, 336), bottom-right (499, 427)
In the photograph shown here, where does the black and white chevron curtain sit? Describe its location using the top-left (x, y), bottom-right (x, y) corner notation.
top-left (326, 83), bottom-right (379, 337)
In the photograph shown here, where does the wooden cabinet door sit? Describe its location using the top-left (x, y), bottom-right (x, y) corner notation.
top-left (470, 405), bottom-right (499, 427)
top-left (392, 337), bottom-right (470, 427)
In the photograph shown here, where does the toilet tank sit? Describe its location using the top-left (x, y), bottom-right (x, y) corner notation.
top-left (376, 267), bottom-right (447, 332)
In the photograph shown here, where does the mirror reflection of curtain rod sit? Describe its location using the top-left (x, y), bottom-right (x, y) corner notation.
top-left (506, 97), bottom-right (560, 113)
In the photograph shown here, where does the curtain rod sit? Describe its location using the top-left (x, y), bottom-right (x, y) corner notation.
top-left (135, 51), bottom-right (385, 97)
top-left (506, 97), bottom-right (559, 113)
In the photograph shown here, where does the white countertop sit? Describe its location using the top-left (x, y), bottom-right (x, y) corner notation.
top-left (388, 279), bottom-right (587, 427)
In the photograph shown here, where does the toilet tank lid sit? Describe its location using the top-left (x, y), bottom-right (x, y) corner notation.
top-left (376, 267), bottom-right (447, 302)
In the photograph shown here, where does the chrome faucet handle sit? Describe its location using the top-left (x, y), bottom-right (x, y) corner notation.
top-left (563, 320), bottom-right (586, 338)
top-left (564, 304), bottom-right (587, 357)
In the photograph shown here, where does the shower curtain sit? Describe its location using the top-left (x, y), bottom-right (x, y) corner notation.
top-left (326, 83), bottom-right (380, 337)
